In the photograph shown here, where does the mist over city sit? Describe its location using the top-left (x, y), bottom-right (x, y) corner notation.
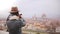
top-left (0, 0), bottom-right (60, 19)
top-left (0, 0), bottom-right (60, 34)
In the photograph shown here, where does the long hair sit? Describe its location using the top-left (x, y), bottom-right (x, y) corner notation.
top-left (10, 12), bottom-right (19, 16)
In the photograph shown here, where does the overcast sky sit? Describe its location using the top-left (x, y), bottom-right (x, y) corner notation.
top-left (0, 0), bottom-right (60, 19)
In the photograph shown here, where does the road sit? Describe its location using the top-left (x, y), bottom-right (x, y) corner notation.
top-left (0, 31), bottom-right (9, 34)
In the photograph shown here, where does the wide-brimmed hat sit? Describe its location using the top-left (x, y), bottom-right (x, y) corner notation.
top-left (10, 7), bottom-right (19, 13)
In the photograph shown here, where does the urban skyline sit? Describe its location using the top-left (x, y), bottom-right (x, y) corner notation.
top-left (0, 0), bottom-right (60, 19)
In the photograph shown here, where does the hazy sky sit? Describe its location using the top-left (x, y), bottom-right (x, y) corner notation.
top-left (0, 0), bottom-right (60, 19)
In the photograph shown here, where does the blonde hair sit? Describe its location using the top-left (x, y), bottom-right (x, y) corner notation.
top-left (9, 15), bottom-right (19, 20)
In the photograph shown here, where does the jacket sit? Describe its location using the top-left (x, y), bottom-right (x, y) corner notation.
top-left (6, 14), bottom-right (25, 34)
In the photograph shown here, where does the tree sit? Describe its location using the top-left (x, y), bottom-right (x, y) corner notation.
top-left (49, 20), bottom-right (60, 33)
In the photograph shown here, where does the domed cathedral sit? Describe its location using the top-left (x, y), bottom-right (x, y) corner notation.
top-left (41, 13), bottom-right (46, 18)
